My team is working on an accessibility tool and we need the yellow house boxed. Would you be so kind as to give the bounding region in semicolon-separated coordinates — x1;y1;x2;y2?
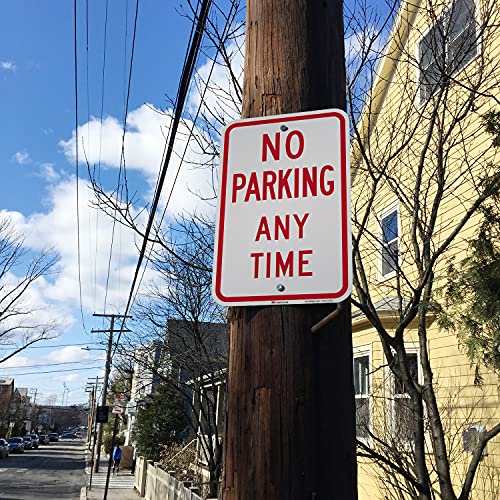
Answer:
349;0;500;498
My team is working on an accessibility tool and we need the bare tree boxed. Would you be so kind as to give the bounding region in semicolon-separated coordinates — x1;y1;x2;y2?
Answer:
349;0;500;498
0;217;59;364
119;215;227;498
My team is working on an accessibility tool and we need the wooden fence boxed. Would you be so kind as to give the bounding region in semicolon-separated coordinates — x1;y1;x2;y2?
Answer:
134;456;215;500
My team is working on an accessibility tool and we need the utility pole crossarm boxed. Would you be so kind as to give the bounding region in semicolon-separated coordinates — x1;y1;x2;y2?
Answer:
92;313;133;318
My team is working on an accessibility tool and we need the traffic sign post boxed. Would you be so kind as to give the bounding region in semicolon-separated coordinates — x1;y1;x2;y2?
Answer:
112;394;127;415
213;109;351;306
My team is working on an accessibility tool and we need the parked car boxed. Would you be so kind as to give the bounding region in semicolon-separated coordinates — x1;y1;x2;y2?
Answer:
7;437;24;453
59;432;76;439
38;434;50;445
0;439;9;458
22;436;33;450
48;433;59;442
29;434;39;448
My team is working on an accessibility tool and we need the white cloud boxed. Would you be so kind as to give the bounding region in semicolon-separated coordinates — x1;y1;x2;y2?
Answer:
59;104;217;218
53;373;80;382
0;356;30;369
1;61;16;71
13;150;31;165
187;39;244;122
1;175;147;315
39;162;60;182
48;345;101;363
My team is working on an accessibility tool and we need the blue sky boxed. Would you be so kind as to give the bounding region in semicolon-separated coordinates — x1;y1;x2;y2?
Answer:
0;0;385;406
0;0;225;405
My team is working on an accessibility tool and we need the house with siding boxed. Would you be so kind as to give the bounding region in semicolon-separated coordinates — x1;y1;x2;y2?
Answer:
349;0;500;498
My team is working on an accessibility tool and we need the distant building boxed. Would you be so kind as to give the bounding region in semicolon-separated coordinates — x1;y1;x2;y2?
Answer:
0;378;14;429
35;405;85;432
124;319;228;446
124;342;163;445
12;387;32;432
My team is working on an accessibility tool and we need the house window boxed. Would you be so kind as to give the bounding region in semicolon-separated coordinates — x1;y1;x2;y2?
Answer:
354;355;370;439
418;0;477;102
392;352;419;443
380;207;399;277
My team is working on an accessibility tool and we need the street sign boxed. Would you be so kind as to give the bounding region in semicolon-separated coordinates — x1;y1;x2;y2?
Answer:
96;406;109;424
112;394;127;415
213;109;351;306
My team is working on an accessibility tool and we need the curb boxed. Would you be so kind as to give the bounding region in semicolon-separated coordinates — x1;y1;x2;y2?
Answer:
80;486;87;499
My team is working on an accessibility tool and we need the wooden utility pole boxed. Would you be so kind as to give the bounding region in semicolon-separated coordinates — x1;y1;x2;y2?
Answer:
92;313;131;472
222;2;356;499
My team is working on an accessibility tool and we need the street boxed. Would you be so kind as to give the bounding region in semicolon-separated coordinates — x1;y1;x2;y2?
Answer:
0;440;86;500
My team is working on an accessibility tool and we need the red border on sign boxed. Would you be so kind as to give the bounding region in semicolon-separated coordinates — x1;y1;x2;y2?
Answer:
214;110;350;304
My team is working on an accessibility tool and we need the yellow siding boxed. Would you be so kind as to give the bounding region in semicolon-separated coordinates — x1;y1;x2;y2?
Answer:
351;0;500;497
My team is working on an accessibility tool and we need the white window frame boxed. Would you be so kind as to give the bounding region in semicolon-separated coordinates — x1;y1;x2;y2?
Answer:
415;0;481;105
389;346;422;447
377;201;400;281
353;345;372;445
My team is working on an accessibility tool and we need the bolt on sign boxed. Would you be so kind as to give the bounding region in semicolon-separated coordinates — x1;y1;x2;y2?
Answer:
212;109;351;306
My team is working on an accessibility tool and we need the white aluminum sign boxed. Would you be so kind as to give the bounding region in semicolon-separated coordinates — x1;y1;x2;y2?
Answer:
212;109;351;306
112;394;127;415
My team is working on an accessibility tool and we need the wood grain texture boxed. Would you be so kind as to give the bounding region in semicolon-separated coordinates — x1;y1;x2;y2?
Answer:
222;1;357;499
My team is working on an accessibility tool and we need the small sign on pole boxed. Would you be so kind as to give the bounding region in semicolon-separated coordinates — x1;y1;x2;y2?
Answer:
112;394;127;415
96;406;110;424
213;109;351;306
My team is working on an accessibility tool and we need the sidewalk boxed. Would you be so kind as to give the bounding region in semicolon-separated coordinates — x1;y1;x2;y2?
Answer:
82;446;138;500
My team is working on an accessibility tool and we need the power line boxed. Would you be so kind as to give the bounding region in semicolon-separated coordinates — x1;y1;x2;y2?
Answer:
92;0;110;313
2;342;105;350
3;367;100;376
102;0;140;316
114;0;213;351
1;360;102;370
74;0;88;333
128;2;237;313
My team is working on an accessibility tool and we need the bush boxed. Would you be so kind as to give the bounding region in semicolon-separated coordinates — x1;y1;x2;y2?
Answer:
160;442;197;482
132;383;187;461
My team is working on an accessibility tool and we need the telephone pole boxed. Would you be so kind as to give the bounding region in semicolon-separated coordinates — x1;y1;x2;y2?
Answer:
222;2;356;499
85;377;99;449
92;313;131;472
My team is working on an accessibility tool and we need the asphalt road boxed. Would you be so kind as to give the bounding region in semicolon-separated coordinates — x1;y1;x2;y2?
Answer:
0;439;86;500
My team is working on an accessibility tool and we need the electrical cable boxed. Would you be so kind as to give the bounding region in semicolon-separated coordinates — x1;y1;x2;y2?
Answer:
114;0;213;352
127;2;237;316
2;342;105;350
3;360;103;370
3;367;100;376
74;0;89;334
102;0;140;316
85;0;95;313
92;0;109;315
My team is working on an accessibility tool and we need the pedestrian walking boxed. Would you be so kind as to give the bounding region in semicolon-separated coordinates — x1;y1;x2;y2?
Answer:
112;445;122;474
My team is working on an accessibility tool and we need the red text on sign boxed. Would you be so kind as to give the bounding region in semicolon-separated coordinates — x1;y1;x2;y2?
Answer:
255;213;310;241
250;250;313;279
261;130;305;162
231;165;335;203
